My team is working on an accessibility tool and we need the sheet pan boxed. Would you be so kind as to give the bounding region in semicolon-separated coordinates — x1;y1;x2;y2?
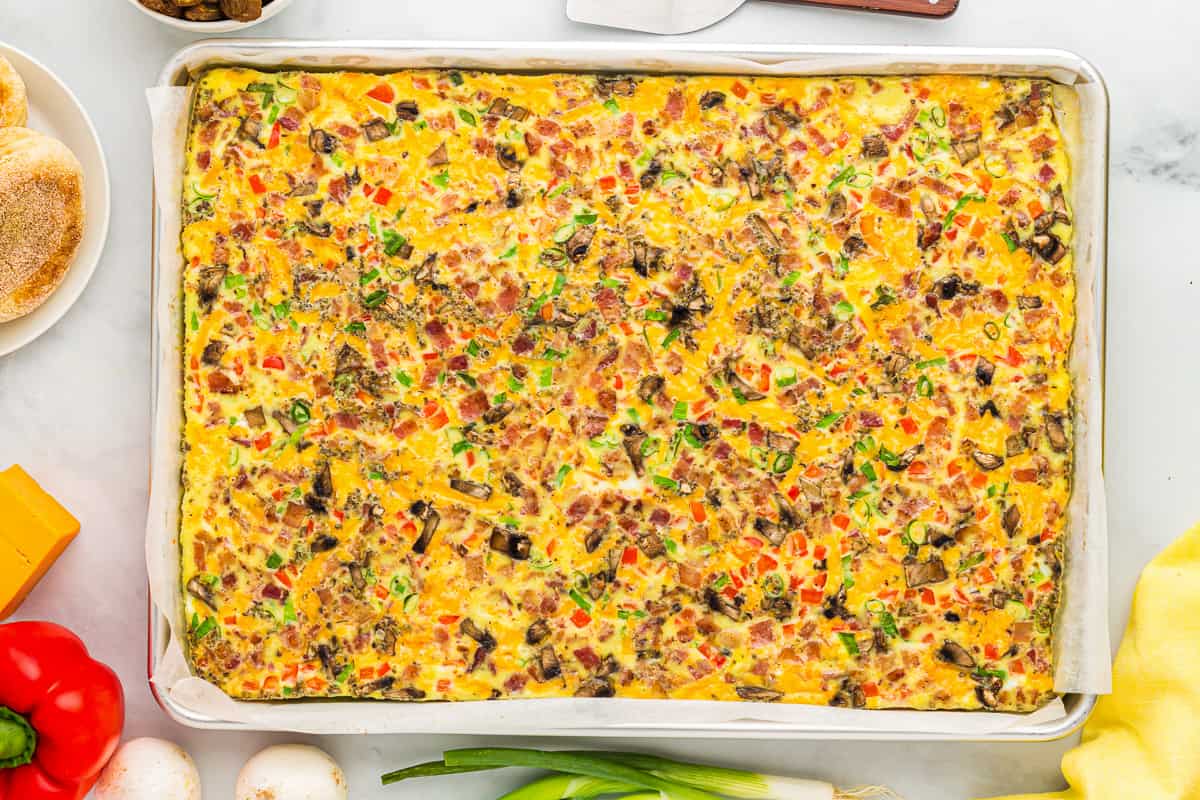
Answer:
147;40;1110;739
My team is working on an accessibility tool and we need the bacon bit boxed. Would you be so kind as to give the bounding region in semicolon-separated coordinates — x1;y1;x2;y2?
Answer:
1037;164;1057;184
367;83;395;104
800;588;823;604
253;433;272;451
374;187;393;206
262;355;285;370
832;513;850;530
248;174;267;194
571;608;592;628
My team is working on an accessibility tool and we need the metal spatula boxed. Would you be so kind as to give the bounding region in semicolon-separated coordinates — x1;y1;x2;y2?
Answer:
567;0;959;35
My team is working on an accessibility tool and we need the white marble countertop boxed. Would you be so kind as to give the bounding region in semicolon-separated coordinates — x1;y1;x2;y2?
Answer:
2;0;1198;797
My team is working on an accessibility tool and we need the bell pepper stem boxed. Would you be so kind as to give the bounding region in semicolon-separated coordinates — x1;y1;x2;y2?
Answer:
0;706;36;769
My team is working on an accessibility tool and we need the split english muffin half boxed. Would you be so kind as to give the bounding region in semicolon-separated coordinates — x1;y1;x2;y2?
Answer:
0;127;84;322
0;54;27;128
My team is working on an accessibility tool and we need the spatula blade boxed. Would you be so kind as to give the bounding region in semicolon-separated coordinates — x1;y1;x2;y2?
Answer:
566;0;747;34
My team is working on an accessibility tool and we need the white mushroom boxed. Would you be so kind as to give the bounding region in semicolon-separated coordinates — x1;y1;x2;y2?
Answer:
93;738;201;800
236;744;348;800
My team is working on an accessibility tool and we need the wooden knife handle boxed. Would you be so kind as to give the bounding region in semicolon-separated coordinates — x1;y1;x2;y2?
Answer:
770;0;960;17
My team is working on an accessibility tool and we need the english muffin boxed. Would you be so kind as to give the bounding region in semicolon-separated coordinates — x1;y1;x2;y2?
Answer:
0;127;84;322
0;55;28;128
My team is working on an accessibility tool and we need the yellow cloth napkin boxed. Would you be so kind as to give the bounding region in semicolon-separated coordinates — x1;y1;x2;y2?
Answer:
984;523;1200;800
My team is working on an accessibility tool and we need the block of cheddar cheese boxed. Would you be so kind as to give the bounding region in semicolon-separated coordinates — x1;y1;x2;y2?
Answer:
0;465;79;619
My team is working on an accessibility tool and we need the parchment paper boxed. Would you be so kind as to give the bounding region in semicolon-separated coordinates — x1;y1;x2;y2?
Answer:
145;48;1110;735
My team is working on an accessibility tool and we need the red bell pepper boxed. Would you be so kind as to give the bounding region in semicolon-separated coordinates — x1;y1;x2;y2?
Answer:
0;621;124;800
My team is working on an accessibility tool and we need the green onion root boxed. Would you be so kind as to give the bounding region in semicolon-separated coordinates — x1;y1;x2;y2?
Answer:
835;787;906;800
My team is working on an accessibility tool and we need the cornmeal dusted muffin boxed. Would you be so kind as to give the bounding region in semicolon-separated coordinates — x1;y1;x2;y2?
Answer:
179;69;1074;711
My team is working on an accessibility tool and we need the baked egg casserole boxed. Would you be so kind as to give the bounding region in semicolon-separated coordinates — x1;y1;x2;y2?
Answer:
180;68;1074;710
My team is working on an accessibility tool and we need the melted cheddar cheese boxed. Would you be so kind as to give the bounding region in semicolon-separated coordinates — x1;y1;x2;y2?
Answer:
180;68;1074;711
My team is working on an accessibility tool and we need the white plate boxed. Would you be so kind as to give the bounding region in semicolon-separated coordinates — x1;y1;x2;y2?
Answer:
124;0;297;33
0;43;110;358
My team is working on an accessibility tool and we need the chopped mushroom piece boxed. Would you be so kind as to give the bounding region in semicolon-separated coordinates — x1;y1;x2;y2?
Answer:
489;526;532;560
1002;503;1022;537
495;143;522;172
636;532;666;558
449;478;493;500
971;449;1005;471
536;646;561;681
938;640;976;670
723;365;766;402
620;423;647;477
735;685;783;702
565;226;595;262
704;587;743;621
186;576;217;611
584;528;605;553
830;677;866;708
574;677;615;697
746;213;782;261
197;265;226;312
861;134;889;159
394;100;420;120
1032;233;1068;264
636;374;665;403
427;142;449;167
500;470;524;497
1017;295;1043;310
917;221;943;250
201;340;226;366
1045;413;1069;452
753;517;786;546
1050;184;1071;224
410;500;440;554
698;91;725;109
363;118;391;142
237;117;264;147
307;128;336;155
950;135;981;165
244;406;266;429
526;619;551;645
482;402;514;424
460;618;497;651
312;462;334;498
976;356;995;386
886;443;924;472
903;556;948;588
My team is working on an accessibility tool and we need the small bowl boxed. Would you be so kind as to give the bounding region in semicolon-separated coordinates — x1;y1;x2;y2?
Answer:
125;0;296;33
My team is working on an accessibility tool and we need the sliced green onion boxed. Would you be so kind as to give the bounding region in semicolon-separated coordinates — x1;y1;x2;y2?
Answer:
560;751;836;800
816;412;843;430
652;475;678;491
838;631;860;656
552;222;577;244
661;328;681;349
381;761;497;786
443;750;722;800
574;210;599;226
363;290;388;308
266;552;283;570
395;369;413;387
826;164;855;192
431;170;451;188
672;401;688;421
546;182;571;199
781;270;803;288
860;462;878;483
555;464;572;488
915;356;947;370
930;105;947;127
983;321;1002;340
771;452;794;474
916;375;934;397
457;108;477;126
500;775;638;800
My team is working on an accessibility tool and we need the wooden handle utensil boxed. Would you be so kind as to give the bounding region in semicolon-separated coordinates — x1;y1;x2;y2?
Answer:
772;0;959;16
